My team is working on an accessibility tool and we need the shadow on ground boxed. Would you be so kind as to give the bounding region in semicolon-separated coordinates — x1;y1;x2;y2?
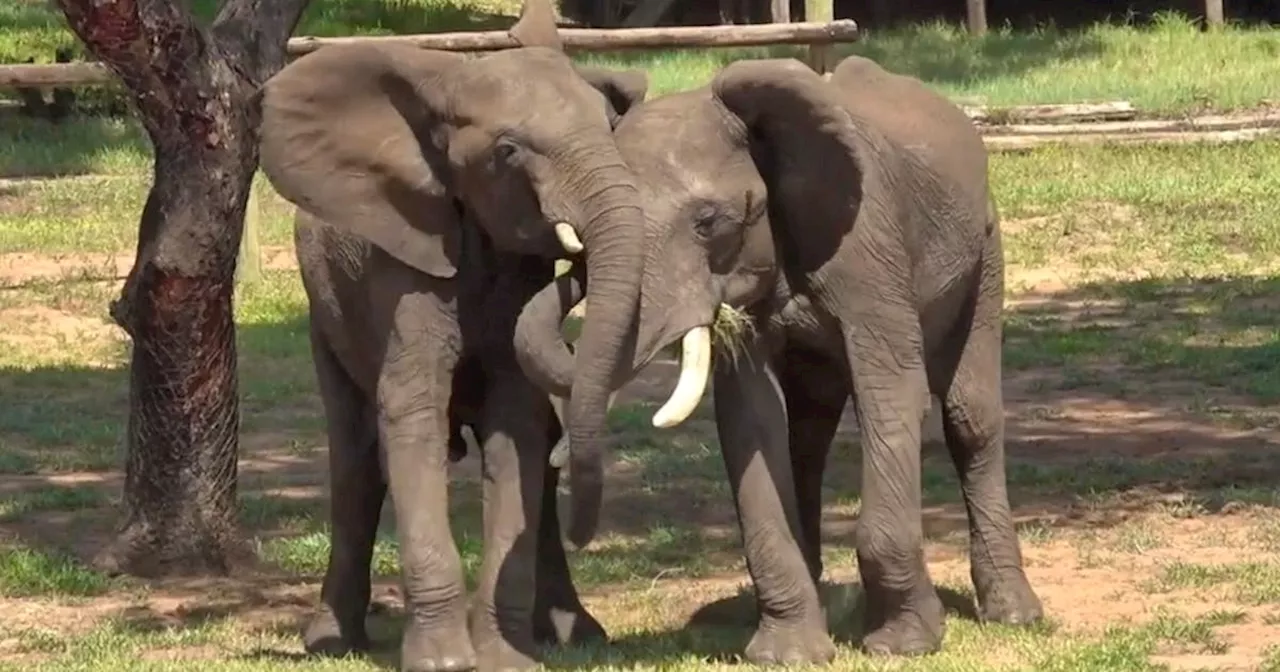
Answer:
133;579;981;670
2;272;1280;664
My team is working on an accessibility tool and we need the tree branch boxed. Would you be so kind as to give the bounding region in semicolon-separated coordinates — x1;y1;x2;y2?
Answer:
212;0;310;83
56;0;310;153
55;0;216;148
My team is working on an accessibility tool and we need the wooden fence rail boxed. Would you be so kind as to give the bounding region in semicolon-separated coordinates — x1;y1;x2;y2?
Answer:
0;20;860;89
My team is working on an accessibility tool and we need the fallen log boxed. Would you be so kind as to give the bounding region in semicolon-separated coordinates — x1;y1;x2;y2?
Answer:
980;111;1280;136
984;127;1280;152
965;101;1136;124
0;62;115;88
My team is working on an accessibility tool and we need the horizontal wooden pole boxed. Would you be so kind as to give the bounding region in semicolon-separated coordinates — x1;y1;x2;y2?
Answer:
984;127;1280;152
981;111;1280;137
0;62;116;88
965;101;1136;124
1;20;859;89
286;20;859;55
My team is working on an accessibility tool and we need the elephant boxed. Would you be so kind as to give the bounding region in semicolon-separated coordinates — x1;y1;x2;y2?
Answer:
255;4;651;670
512;55;1045;662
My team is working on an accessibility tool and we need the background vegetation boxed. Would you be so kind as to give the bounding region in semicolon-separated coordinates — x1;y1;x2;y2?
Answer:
4;1;1280;670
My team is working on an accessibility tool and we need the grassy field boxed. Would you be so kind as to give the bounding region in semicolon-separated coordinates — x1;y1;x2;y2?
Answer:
5;0;1280;177
6;144;1280;669
6;1;1280;671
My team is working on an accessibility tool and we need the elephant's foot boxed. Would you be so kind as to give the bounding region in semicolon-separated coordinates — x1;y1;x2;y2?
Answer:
533;604;608;647
470;606;541;672
401;617;476;672
473;635;539;672
860;586;945;657
303;607;370;657
974;569;1044;626
744;615;836;666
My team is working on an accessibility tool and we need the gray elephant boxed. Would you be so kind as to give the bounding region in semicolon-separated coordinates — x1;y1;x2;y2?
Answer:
513;55;1044;662
255;5;650;670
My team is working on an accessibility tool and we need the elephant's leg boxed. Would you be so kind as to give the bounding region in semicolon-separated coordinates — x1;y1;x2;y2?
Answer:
844;305;945;656
532;440;607;647
304;330;385;656
469;372;557;671
715;339;836;666
378;333;472;671
939;254;1043;626
777;346;848;586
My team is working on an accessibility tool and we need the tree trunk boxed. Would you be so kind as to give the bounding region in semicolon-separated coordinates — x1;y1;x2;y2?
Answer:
55;0;308;578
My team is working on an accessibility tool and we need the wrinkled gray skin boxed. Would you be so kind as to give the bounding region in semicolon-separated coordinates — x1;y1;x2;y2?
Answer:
256;23;649;672
514;55;1045;662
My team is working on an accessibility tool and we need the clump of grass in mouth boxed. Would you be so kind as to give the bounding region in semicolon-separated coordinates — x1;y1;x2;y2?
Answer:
566;298;755;363
711;302;755;364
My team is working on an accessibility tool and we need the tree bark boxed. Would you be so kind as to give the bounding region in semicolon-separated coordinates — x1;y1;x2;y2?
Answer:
55;0;308;578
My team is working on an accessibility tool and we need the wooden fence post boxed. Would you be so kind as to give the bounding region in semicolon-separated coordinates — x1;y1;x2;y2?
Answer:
966;0;988;36
236;176;263;286
1204;0;1224;29
771;0;791;23
805;0;834;73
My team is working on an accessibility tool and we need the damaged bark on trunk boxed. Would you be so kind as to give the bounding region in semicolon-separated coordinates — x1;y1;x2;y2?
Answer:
55;0;309;577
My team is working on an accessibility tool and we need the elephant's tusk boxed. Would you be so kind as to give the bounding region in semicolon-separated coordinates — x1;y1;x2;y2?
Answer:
554;222;584;254
652;326;712;429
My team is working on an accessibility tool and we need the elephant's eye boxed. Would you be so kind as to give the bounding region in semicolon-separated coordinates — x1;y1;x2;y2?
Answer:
493;138;520;165
693;205;727;242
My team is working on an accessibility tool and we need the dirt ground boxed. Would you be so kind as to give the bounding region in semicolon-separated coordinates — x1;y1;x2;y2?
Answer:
3;252;1280;670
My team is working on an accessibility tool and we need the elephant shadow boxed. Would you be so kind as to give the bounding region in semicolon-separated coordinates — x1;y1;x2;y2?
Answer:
542;580;980;669
235;580;979;669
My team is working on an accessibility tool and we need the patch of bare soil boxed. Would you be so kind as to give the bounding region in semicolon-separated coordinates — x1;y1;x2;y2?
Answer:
0;246;298;287
5;262;1280;667
575;512;1279;670
957;513;1279;669
0;305;127;364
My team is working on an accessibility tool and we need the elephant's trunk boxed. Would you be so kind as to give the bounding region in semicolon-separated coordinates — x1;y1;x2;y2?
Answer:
514;269;586;398
547;153;645;549
515;264;709;403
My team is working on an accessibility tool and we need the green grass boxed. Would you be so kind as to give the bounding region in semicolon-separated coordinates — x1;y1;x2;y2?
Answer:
0;596;1257;670
0;545;111;597
8;143;1280;426
5;5;1280;176
0;486;109;522
1147;560;1280;604
7;4;1280;666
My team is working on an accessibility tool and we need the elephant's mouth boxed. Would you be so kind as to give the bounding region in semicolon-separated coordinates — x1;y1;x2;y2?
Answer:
647;321;713;429
645;302;754;430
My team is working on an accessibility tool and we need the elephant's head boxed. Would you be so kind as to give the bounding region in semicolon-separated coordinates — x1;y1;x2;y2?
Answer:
257;2;650;549
514;58;871;434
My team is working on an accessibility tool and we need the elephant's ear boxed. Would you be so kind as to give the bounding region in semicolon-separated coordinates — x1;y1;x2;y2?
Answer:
711;58;863;265
509;0;563;50
574;66;649;121
259;43;466;279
